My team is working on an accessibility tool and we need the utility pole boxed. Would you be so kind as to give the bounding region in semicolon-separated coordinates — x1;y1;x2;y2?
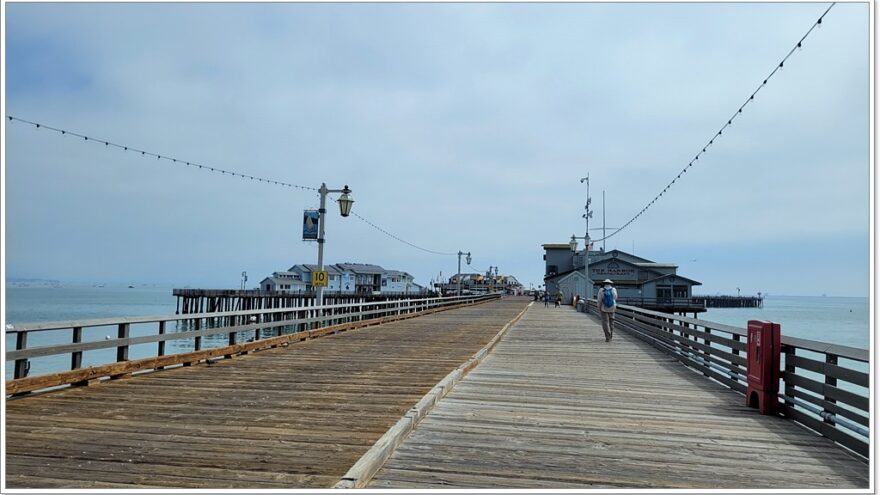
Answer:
580;176;593;297
457;251;471;296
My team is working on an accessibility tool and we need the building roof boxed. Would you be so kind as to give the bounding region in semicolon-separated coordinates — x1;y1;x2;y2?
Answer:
644;273;703;286
336;263;385;274
542;243;572;250
633;263;678;269
591;249;655;264
288;264;343;274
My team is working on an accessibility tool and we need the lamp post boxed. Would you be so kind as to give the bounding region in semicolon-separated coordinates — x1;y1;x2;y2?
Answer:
457;251;471;296
316;183;354;308
570;234;592;300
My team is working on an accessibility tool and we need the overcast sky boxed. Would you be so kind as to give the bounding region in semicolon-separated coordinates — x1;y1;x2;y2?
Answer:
3;2;871;297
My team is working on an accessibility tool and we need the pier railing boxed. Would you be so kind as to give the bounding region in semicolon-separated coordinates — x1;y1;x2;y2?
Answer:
6;294;500;395
586;300;868;459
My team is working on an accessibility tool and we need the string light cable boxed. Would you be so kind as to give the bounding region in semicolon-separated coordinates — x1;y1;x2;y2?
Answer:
6;115;459;256
6;115;318;191
329;196;458;256
594;2;836;244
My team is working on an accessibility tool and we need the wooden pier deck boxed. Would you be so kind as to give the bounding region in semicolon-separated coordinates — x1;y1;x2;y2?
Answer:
5;298;530;489
369;304;869;489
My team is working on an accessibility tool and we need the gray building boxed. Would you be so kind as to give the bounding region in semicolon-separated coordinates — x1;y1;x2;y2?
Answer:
542;245;702;311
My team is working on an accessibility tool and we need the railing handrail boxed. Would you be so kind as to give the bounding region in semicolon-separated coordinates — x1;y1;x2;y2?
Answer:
6;294;502;392
5;294;482;334
610;302;867;362
584;299;868;460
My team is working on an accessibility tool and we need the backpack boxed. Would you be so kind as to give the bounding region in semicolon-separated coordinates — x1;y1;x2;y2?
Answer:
602;287;615;308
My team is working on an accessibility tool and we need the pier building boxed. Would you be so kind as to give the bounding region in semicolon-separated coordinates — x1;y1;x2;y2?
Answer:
543;245;703;313
434;272;524;295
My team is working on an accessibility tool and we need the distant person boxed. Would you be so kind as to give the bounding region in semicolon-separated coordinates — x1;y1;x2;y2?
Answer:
555;291;563;308
543;292;550;308
597;279;618;342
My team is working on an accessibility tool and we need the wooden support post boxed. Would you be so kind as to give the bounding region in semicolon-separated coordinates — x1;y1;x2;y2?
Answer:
783;345;796;414
116;323;129;362
194;318;202;351
112;323;131;380
158;321;166;357
824;353;838;425
14;332;29;379
71;327;83;370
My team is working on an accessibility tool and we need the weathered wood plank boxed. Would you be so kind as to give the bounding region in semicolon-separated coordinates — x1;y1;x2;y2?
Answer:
369;305;868;489
5;298;531;489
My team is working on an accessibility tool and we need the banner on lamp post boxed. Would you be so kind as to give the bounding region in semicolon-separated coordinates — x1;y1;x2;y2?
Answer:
303;210;319;240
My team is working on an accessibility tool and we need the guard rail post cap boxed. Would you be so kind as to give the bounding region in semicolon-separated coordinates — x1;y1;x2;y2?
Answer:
746;320;781;415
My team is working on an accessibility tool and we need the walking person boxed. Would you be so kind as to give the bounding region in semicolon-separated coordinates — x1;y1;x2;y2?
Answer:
543;292;549;308
597;279;618;342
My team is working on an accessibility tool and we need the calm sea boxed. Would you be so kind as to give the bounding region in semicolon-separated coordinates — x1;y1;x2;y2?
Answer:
3;288;871;377
700;295;870;351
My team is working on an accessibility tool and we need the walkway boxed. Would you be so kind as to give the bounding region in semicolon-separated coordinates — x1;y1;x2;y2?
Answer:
5;298;530;489
369;304;869;489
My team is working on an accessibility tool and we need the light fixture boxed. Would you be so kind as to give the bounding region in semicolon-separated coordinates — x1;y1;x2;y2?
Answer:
337;185;354;217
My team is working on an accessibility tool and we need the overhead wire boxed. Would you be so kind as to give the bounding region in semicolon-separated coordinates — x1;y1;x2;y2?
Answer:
594;3;836;243
6;115;458;256
7;116;318;191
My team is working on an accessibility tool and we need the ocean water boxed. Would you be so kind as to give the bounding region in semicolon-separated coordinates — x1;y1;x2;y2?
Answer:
3;288;871;378
5;286;181;378
700;295;870;350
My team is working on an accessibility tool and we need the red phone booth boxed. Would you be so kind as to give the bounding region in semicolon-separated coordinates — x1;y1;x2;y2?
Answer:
746;320;781;415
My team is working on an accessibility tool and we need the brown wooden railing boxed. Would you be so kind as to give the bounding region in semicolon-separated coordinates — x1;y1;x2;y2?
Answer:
6;294;500;395
585;300;868;459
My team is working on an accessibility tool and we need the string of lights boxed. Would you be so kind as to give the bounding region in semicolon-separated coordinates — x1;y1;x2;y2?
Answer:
7;115;458;256
328;196;457;256
6;116;319;191
594;2;836;243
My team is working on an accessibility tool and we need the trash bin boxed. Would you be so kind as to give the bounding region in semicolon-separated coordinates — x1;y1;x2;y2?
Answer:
576;300;585;313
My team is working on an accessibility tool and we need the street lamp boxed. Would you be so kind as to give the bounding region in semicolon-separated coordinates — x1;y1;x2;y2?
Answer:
571;234;593;300
316;183;354;308
457;251;471;296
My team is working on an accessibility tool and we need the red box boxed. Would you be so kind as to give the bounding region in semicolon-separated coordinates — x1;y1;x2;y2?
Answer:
746;320;781;415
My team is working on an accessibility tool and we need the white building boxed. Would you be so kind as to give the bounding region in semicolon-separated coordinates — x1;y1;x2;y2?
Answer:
260;263;426;295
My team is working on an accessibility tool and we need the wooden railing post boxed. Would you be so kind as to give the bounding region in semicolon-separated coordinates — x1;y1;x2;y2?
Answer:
14;331;28;379
156;321;166;356
71;326;83;370
703;326;712;377
824;353;838;425
783;344;796;408
111;323;131;380
116;323;129;362
193;318;202;351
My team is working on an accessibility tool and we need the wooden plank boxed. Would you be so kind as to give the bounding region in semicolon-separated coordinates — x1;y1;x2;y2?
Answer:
369;305;868;489
5;298;530;489
5;299;496;394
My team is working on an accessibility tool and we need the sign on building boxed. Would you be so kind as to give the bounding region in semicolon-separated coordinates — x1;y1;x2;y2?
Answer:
311;271;329;287
303;210;319;240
